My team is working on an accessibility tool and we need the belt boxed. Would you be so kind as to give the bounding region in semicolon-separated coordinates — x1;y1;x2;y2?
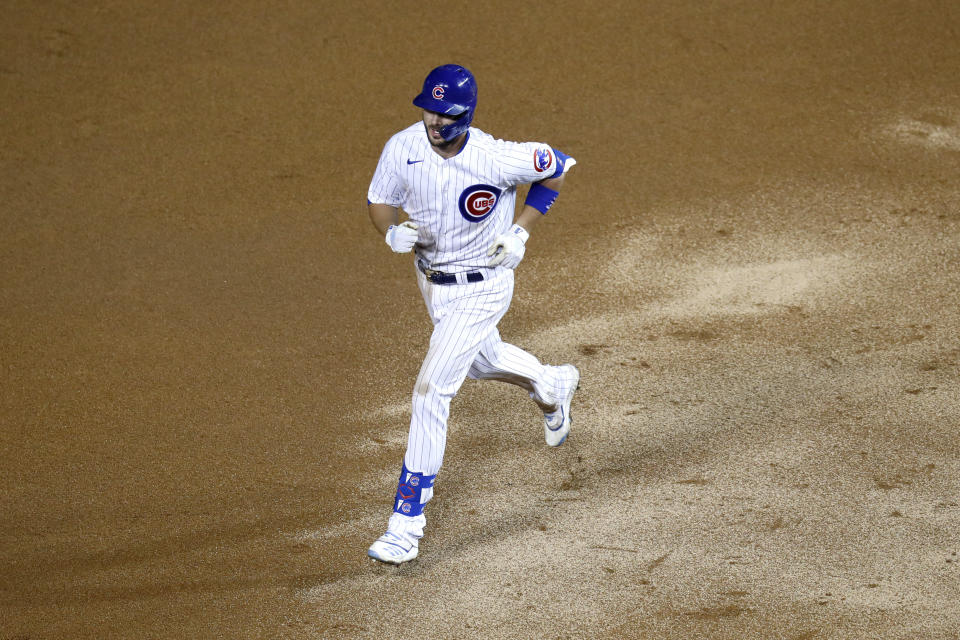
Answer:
418;260;485;285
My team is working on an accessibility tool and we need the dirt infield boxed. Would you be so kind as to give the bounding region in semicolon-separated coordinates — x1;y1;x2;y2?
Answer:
2;2;959;638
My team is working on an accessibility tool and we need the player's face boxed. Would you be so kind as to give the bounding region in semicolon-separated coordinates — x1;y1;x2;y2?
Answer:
422;110;463;147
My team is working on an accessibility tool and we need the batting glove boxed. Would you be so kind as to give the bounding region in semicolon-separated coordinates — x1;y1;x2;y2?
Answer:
487;224;529;268
385;221;419;253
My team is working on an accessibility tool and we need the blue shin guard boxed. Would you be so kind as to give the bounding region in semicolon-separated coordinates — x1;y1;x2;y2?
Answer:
394;463;436;517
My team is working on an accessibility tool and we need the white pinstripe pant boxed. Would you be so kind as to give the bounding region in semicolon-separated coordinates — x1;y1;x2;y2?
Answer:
387;264;561;540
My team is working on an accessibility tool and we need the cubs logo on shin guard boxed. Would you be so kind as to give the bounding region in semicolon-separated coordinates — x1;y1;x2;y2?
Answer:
394;463;437;517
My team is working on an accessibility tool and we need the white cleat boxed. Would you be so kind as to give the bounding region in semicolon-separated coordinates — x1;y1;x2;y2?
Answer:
367;531;418;565
544;364;580;447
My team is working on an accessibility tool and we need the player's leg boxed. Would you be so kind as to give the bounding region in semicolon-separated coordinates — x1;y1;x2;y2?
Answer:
369;272;511;563
468;329;559;408
467;329;580;447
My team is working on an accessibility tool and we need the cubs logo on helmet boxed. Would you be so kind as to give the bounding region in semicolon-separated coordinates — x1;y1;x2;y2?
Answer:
533;147;554;173
458;184;502;222
432;85;445;99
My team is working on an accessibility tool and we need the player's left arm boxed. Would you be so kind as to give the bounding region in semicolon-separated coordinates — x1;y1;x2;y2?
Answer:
504;144;576;235
513;173;566;234
488;147;574;267
486;173;564;266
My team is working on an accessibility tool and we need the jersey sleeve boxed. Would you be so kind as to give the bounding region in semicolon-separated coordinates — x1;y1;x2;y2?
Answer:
367;136;404;207
499;139;576;186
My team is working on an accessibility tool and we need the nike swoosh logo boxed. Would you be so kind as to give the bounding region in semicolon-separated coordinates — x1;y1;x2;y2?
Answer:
407;159;424;165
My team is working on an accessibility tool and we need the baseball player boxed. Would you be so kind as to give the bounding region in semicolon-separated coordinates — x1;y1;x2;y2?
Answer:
366;64;579;565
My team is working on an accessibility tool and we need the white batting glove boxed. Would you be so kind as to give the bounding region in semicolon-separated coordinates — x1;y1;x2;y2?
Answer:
487;224;530;268
385;221;419;253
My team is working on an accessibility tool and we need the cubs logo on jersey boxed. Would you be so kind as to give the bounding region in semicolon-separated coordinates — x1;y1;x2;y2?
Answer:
534;147;554;173
458;184;502;222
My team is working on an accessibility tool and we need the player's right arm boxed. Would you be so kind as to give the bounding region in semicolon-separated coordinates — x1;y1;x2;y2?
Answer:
368;202;399;236
370;201;419;254
368;134;419;253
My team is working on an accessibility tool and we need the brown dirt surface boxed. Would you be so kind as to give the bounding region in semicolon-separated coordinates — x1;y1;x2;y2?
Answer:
2;1;959;639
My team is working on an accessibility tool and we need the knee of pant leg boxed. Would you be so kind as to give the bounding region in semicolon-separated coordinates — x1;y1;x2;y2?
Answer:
414;377;431;398
414;376;459;404
478;342;505;370
394;463;437;517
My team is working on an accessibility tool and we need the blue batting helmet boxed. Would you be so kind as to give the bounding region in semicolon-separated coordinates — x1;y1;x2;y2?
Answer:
412;64;477;141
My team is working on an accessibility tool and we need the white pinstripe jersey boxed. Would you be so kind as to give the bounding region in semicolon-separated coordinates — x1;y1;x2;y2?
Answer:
368;123;571;271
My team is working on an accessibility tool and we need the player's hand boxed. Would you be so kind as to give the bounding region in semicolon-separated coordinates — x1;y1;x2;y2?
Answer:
487;224;530;268
385;221;419;253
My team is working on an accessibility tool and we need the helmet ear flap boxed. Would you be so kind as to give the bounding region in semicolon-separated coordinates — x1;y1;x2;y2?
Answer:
438;107;474;141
